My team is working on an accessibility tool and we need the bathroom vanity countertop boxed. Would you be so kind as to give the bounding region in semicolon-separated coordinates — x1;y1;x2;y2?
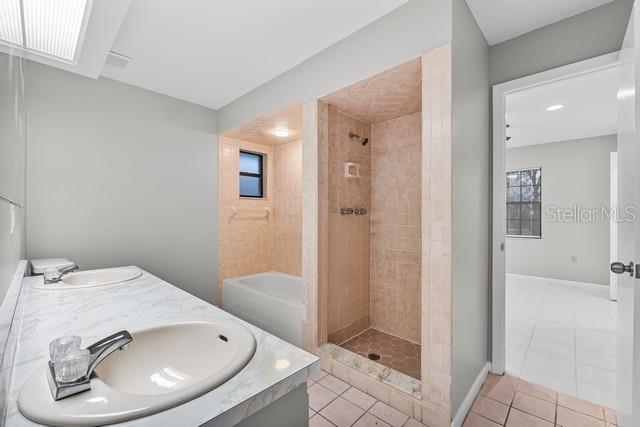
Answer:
5;267;319;426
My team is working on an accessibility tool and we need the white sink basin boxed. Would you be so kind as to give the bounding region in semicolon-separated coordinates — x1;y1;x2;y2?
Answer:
18;319;257;426
33;267;143;290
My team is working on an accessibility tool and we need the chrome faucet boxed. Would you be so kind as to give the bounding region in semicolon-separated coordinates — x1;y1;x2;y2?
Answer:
47;330;133;400
44;264;79;284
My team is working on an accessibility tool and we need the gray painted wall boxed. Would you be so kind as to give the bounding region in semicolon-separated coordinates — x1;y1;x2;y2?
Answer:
489;0;633;85
0;52;25;301
217;0;451;133
506;135;617;285
451;0;490;414
25;62;219;303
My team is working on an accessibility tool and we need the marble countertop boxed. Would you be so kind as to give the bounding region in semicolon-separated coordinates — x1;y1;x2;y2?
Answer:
5;267;319;426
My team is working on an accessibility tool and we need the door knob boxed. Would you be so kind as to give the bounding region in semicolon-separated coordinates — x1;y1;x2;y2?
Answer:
611;261;635;276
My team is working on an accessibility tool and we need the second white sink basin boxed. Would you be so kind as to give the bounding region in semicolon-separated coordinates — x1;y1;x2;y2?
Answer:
62;267;142;288
33;267;142;290
18;319;257;426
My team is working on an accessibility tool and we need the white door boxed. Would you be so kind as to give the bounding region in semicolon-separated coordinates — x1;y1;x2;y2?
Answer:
615;3;640;425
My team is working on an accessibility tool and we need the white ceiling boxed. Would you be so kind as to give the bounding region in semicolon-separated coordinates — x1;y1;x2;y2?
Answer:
506;66;618;148
465;0;614;45
101;0;410;110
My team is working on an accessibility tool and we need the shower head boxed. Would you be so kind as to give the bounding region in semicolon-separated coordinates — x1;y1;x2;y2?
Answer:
348;131;369;146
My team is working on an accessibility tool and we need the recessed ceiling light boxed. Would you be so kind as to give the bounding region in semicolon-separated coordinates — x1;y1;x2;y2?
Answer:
545;104;564;111
0;0;92;63
272;129;291;138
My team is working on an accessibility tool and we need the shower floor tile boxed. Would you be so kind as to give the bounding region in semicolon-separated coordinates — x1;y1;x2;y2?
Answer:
340;328;421;379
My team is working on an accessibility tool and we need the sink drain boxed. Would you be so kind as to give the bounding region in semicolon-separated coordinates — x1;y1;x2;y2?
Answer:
368;353;381;361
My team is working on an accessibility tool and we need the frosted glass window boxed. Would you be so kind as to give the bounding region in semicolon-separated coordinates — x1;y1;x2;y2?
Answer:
0;0;90;62
0;0;23;46
239;151;263;198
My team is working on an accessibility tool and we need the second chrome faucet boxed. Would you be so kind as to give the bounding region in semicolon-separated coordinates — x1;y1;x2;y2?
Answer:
43;264;79;284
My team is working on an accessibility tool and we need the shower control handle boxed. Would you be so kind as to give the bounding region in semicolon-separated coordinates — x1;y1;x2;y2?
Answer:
340;207;368;216
340;208;354;215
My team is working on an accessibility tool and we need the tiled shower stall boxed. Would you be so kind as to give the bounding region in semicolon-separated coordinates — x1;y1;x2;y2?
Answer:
303;45;453;427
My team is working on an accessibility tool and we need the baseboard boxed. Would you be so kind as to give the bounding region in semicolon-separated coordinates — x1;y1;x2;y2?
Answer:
451;361;491;427
507;273;609;290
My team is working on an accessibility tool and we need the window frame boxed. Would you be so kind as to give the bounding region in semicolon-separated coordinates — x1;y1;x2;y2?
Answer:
505;167;542;239
238;150;265;198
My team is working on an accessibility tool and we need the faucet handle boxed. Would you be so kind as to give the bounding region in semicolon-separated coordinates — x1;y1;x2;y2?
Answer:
54;349;90;383
49;335;82;363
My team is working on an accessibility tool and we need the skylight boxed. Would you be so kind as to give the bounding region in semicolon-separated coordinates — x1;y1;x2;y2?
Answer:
0;0;91;63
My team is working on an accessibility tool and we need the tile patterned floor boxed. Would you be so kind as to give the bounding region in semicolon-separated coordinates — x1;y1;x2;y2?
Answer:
463;373;618;427
506;274;617;408
340;328;421;380
308;369;424;426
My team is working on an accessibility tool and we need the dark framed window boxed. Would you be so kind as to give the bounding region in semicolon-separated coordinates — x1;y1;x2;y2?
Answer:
239;150;264;198
506;168;542;238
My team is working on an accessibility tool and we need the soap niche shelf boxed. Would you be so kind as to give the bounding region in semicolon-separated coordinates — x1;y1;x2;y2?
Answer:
344;162;361;179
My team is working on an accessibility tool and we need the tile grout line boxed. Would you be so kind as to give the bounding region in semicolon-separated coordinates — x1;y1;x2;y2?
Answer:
315;377;377;425
472;371;616;427
314;373;422;426
503;392;513;426
483;384;561;426
469;410;503;426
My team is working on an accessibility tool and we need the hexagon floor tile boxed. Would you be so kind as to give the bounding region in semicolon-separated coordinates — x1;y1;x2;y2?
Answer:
340;328;421;379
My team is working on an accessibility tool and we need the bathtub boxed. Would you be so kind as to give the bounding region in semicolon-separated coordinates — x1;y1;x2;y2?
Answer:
222;271;305;347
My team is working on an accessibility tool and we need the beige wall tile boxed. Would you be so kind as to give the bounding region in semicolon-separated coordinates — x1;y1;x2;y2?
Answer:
370;111;422;342
303;100;322;350
332;361;350;382
217;136;303;305
326;107;372;343
348;368;371;392
273;140;303;276
367;376;391;404
217;137;275;303
420;44;452;422
390;389;415;417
